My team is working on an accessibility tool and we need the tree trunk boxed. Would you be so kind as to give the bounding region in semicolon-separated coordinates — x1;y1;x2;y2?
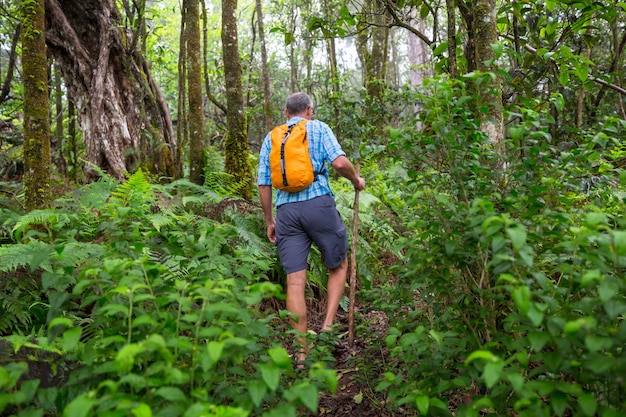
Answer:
222;0;253;199
0;24;20;105
445;0;458;78
54;62;66;178
255;0;273;133
356;0;390;134
186;0;205;185
44;0;180;182
473;0;503;148
22;0;51;210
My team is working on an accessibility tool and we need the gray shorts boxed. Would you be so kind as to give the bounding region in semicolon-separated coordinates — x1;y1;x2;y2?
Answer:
275;195;348;274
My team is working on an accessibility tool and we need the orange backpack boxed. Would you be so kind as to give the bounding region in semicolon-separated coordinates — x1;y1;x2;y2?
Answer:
269;120;315;192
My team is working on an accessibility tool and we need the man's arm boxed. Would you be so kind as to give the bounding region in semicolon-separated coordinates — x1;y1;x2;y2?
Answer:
331;156;366;191
258;185;276;243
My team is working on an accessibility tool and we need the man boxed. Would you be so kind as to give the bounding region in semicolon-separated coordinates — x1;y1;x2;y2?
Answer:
258;92;365;363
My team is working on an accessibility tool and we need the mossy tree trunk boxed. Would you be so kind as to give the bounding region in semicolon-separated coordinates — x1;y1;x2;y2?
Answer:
222;0;252;200
255;0;273;133
44;0;181;182
22;0;51;211
473;0;503;149
186;0;205;185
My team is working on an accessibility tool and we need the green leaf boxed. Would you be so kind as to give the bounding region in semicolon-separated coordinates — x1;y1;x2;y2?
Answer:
415;396;429;415
465;350;497;364
268;346;292;369
506;225;526;251
550;391;568;417
483;361;504;388
63;393;95;417
293;382;318;413
584;335;611;353
247;380;267;408
259;363;280;392
512;286;530;315
612;231;626;256
506;373;524;392
528;331;549;351
208;341;224;364
578;392;597;416
62;327;83;351
116;343;146;372
132;403;152;417
154;387;187;402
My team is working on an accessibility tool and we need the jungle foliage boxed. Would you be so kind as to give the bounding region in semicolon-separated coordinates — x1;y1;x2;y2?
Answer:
1;0;626;415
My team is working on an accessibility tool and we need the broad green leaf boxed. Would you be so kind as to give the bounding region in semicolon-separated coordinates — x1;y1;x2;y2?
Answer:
415;396;429;415
63;327;83;351
132;403;152;417
512;286;530;315
506;225;526;251
578;392;597;416
268;346;292;369
584;335;611;353
259;364;280;392
550;391;568;417
506;373;524;392
63;393;95;417
247;380;267;408
293;382;318;413
155;387;187;402
208;341;224;364
483;361;504;388
116;343;146;372
528;331;549;351
612;231;626;256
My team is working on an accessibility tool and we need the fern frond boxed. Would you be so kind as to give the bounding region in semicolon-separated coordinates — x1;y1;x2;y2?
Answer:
56;242;106;267
107;169;154;215
11;209;72;240
0;241;55;273
76;176;119;210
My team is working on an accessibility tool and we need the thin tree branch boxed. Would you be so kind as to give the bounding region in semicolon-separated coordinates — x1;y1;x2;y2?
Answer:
501;33;626;96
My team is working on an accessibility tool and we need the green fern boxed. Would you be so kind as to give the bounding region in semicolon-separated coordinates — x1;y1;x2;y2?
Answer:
11;209;73;242
0;241;56;273
106;169;154;218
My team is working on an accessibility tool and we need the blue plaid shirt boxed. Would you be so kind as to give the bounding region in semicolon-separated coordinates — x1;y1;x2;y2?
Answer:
258;116;346;207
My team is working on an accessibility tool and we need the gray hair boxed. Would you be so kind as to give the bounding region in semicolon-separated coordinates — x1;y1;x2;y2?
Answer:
285;92;313;116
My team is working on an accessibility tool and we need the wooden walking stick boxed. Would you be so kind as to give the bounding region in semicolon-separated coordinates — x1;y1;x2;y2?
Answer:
348;164;360;348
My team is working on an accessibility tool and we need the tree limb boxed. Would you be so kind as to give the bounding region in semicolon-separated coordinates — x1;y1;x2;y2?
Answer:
501;33;626;96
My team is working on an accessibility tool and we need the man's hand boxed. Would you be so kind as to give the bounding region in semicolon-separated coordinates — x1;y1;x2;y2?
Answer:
354;177;366;191
267;222;276;243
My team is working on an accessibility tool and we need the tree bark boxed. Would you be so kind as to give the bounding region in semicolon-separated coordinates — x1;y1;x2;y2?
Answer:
44;0;180;182
0;24;20;105
186;0;205;185
22;0;51;210
255;0;273;133
473;0;503;149
222;0;253;199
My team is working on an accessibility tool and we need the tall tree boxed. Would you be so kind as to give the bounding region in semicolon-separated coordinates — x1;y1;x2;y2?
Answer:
44;0;180;182
473;0;503;148
186;0;205;185
222;0;253;199
22;0;51;210
255;0;273;133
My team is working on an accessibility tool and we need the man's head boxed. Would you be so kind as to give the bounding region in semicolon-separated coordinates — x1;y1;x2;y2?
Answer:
285;92;314;119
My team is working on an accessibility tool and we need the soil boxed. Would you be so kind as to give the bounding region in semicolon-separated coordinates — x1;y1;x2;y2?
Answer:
303;300;395;417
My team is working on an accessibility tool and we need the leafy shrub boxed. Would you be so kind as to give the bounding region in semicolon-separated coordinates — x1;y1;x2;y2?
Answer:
0;170;338;417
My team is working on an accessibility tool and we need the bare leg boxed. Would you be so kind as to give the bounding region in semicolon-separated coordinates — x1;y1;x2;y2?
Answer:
322;258;348;331
286;269;308;362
